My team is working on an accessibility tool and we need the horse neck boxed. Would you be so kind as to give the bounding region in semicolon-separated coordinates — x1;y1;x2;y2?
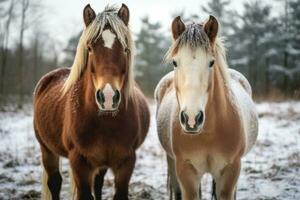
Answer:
207;64;231;116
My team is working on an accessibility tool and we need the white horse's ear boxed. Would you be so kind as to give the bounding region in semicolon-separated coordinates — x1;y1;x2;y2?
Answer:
83;4;96;27
204;15;218;44
172;16;186;40
118;3;130;26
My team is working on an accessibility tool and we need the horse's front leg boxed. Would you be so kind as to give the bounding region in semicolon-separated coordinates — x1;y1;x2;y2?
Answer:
112;153;136;200
94;168;108;200
214;160;240;200
175;158;202;200
69;150;95;200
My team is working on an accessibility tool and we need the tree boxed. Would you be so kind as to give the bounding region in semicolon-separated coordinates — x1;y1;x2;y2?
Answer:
0;0;15;100
201;0;237;36
17;0;29;108
135;16;171;96
228;1;276;95
62;32;81;67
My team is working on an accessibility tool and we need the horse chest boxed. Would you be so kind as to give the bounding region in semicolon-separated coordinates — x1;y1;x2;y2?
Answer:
173;131;243;174
181;150;230;174
73;124;137;166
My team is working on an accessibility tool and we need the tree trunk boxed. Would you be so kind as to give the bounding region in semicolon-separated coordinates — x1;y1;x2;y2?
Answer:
18;0;29;109
0;0;14;103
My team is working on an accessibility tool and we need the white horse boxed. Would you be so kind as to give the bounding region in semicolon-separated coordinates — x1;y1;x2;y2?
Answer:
155;15;258;200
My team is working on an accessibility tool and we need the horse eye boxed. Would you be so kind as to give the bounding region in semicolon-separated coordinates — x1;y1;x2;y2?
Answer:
172;60;178;68
209;60;215;68
124;48;130;53
91;66;95;74
87;44;93;52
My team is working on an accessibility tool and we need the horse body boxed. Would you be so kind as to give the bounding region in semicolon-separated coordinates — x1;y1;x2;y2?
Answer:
33;4;150;200
156;69;258;200
155;16;258;200
34;68;149;165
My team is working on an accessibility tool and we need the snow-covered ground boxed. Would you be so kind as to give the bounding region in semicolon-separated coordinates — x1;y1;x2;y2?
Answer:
0;101;299;199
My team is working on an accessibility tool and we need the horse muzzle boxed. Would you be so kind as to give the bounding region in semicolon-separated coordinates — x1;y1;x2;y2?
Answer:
95;84;121;112
179;110;204;134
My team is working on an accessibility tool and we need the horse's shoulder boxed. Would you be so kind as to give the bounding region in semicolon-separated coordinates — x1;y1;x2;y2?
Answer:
229;68;252;96
34;67;70;97
154;71;174;105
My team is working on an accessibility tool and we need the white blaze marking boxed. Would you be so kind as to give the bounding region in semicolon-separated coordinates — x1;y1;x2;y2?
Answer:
102;83;114;110
102;29;116;49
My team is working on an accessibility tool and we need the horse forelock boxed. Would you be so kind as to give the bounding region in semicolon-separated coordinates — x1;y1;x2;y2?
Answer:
62;5;135;103
165;23;230;85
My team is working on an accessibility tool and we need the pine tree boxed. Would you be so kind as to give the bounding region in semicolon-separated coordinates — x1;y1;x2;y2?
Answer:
257;0;300;95
63;32;81;67
229;1;276;95
289;0;300;64
201;0;237;36
135;16;171;96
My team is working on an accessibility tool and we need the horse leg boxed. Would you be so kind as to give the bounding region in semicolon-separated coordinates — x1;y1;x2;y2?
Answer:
112;153;136;200
41;145;62;200
199;183;202;200
69;150;94;200
167;155;181;200
211;179;217;200
93;168;107;200
175;159;201;200
214;160;240;200
234;186;237;200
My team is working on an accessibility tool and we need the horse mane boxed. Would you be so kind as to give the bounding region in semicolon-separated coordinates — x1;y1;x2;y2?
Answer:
165;23;230;84
62;5;135;101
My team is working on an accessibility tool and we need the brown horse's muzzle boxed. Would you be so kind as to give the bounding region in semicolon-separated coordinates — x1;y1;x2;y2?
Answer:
95;84;121;111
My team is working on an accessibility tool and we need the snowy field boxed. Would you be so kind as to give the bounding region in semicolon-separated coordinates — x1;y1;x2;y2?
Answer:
0;101;299;200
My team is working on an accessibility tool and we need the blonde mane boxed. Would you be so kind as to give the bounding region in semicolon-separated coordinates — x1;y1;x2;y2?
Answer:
62;5;135;101
165;23;230;84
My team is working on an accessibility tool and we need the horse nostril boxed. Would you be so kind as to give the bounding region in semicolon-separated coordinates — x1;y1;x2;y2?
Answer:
112;90;121;107
96;90;105;104
180;111;189;125
195;111;204;126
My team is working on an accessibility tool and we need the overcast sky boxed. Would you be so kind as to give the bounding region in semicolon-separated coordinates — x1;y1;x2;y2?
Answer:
34;0;281;60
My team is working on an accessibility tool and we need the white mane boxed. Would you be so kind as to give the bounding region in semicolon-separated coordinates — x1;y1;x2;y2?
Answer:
62;6;135;101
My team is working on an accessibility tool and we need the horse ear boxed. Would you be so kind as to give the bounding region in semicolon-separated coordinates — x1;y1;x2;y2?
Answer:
204;15;219;43
83;4;96;27
172;16;186;40
118;4;130;26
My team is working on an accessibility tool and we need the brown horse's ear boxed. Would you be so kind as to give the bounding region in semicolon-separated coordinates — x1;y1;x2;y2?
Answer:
118;3;130;26
204;15;219;43
172;16;186;40
83;4;96;27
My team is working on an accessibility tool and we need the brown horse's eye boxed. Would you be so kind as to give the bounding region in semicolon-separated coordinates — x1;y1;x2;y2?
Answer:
87;44;93;52
90;65;95;74
124;48;130;54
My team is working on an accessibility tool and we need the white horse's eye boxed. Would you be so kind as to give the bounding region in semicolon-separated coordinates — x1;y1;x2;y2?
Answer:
209;60;215;68
172;60;178;68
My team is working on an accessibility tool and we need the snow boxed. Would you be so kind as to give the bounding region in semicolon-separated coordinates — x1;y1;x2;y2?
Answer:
0;101;299;199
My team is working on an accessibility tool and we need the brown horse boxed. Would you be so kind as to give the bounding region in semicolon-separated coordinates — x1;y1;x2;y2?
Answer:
33;4;150;200
155;16;258;200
